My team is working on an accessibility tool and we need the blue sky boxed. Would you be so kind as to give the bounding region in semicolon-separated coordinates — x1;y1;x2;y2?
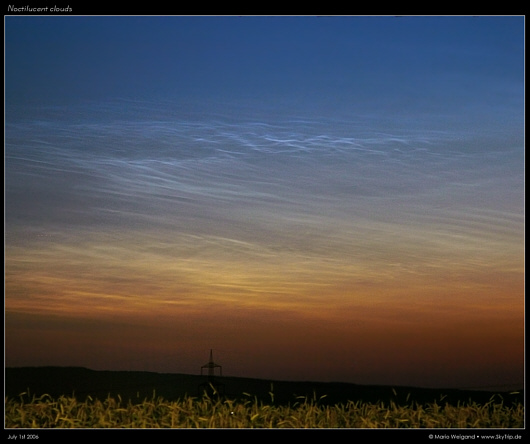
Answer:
6;16;523;116
5;16;524;389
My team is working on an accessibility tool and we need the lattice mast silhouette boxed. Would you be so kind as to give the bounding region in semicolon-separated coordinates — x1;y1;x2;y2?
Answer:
201;349;222;380
198;349;224;396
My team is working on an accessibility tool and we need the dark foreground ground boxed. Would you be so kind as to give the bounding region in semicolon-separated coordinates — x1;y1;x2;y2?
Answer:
4;367;524;407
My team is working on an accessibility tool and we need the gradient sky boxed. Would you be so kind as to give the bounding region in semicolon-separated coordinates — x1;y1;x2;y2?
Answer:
4;16;524;390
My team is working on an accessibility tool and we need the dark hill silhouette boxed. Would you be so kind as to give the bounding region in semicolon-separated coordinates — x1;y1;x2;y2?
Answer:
4;366;524;407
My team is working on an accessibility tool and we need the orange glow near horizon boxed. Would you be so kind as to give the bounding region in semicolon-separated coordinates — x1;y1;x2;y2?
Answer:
5;220;524;388
5;16;524;390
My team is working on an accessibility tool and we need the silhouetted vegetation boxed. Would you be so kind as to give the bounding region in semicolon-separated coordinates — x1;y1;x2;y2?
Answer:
5;367;524;428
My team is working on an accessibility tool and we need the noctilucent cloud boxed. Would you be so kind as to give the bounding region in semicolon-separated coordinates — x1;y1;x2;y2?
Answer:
5;16;524;389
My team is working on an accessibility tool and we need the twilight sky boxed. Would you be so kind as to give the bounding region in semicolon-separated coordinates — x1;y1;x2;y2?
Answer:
4;16;524;390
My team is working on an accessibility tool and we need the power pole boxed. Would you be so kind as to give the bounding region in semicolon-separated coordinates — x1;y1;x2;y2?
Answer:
198;349;225;397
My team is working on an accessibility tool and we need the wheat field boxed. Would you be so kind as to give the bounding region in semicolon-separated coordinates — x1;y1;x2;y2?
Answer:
4;391;524;428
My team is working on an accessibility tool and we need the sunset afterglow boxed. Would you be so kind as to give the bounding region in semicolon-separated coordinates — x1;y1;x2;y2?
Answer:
5;16;524;390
